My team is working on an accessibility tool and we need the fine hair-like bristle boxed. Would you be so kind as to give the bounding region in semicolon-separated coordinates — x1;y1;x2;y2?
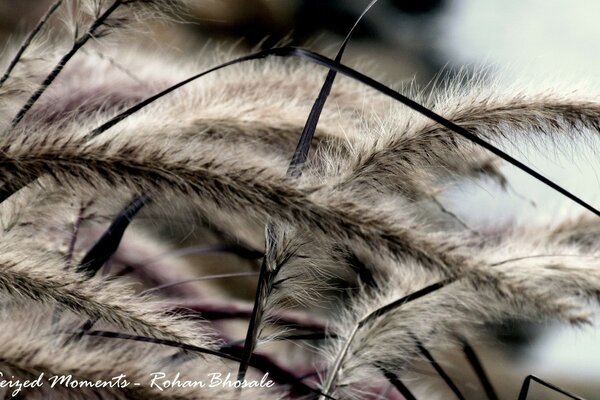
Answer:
0;1;599;399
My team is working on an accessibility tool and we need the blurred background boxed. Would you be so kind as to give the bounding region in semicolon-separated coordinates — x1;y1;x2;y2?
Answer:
2;0;596;85
2;1;600;398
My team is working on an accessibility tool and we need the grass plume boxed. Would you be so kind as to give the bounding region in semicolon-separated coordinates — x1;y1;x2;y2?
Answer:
0;1;598;399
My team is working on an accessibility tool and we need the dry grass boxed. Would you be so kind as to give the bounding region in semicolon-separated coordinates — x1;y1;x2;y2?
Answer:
0;1;598;399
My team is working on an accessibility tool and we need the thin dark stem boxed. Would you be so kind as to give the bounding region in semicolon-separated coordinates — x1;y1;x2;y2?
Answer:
272;48;600;218
417;343;465;400
0;0;64;88
287;0;380;176
77;194;149;278
65;201;90;269
380;368;418;400
461;340;498;400
84;47;600;218
236;227;274;382
517;375;585;400
431;196;475;232
11;0;123;127
81;47;142;84
319;279;454;400
241;1;380;385
362;279;453;326
80;329;243;362
86;50;268;138
65;317;98;344
490;254;588;267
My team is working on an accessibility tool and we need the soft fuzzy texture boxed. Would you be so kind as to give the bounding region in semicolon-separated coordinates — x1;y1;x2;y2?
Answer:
1;2;600;399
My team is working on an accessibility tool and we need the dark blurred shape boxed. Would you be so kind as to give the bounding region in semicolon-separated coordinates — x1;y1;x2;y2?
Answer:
186;0;291;48
0;0;51;38
185;0;447;48
487;319;543;358
389;0;445;14
186;0;377;48
294;1;376;42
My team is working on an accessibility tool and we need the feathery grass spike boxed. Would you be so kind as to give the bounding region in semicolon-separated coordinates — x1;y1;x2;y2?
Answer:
0;0;64;88
86;46;600;218
236;225;276;382
238;1;379;384
1;4;599;398
11;0;123;127
319;279;453;399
